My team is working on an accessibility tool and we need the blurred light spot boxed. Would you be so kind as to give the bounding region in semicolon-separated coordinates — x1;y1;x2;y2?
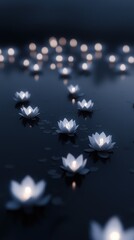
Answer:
56;46;63;53
34;74;39;81
122;45;130;53
41;47;48;55
63;79;68;85
109;55;116;63
36;53;43;61
128;56;134;64
86;53;93;61
23;59;30;67
72;181;76;190
49;37;58;48
80;44;88;52
33;64;40;72
82;63;88;70
50;63;56;70
0;55;4;63
57;63;63;68
56;55;63;62
120;64;127;71
72;99;76;104
68;56;74;62
29;43;36;51
8;48;15;56
94;43;102;51
59;37;67;46
70;39;78;47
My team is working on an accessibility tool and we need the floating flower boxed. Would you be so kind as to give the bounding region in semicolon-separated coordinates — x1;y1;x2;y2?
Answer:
77;99;94;112
6;176;51;210
67;85;80;95
57;118;78;134
88;132;115;152
90;217;134;240
59;67;72;77
61;153;89;175
14;91;31;102
19;106;40;119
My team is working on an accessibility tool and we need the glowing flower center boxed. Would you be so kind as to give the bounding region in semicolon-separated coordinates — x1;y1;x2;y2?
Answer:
22;186;32;201
71;160;78;171
28;108;32;114
84;102;88;107
99;138;104;146
82;63;88;70
63;68;68;74
21;93;25;99
65;123;71;130
109;231;120;240
71;87;76;93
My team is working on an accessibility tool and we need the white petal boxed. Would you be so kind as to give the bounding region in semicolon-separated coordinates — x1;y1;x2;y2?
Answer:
34;180;46;198
90;222;103;240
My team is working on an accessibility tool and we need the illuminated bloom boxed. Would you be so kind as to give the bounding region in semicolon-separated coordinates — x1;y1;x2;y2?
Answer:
88;132;115;152
90;217;134;240
19;106;40;119
59;67;72;77
57;118;78;134
6;176;51;210
14;91;31;102
77;99;94;111
61;153;89;175
68;85;80;95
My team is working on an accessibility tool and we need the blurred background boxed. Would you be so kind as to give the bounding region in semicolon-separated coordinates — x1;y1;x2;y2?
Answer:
1;0;134;44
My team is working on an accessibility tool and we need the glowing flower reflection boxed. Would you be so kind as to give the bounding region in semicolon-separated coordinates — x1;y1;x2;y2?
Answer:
90;217;134;240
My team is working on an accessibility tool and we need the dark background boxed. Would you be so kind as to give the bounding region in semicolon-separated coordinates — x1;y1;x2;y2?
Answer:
0;0;134;43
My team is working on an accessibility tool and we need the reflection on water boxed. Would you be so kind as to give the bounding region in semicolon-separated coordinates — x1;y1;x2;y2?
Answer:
0;39;134;239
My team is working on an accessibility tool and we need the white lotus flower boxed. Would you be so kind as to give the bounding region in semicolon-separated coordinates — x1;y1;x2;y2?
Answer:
90;217;134;240
57;118;78;134
6;176;51;210
19;106;40;119
77;99;94;111
68;85;80;95
61;153;89;175
14;91;31;102
89;132;115;152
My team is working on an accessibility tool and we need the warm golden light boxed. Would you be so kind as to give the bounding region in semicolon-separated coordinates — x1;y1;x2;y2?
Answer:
59;37;67;46
71;161;78;171
72;181;76;190
109;232;120;240
99;138;104;146
22;186;32;201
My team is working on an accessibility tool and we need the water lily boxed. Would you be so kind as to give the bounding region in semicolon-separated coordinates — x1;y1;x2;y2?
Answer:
57;118;78;134
67;85;80;95
6;176;51;210
90;217;134;240
19;106;40;119
61;153;89;175
88;132;115;152
14;91;31;102
77;99;94;112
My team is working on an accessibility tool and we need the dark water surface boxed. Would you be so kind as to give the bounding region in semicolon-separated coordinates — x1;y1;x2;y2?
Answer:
0;46;134;240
